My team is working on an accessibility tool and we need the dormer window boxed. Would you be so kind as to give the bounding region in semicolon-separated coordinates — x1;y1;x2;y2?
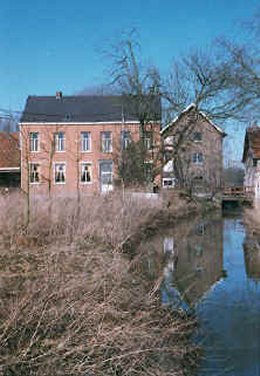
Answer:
64;113;71;121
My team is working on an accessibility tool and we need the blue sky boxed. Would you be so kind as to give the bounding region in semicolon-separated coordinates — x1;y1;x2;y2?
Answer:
0;0;258;111
0;0;258;161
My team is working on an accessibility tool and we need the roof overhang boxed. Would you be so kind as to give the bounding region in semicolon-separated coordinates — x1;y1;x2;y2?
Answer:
0;167;20;172
160;103;226;137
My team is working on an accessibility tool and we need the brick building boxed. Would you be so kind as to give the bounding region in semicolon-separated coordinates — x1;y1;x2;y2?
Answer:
20;94;161;195
161;104;226;194
0;132;20;188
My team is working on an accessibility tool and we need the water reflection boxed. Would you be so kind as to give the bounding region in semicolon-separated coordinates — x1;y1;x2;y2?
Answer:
141;212;260;375
161;214;224;309
243;238;260;282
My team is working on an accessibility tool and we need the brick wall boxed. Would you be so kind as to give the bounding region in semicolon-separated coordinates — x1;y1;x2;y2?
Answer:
162;108;224;192
20;122;161;195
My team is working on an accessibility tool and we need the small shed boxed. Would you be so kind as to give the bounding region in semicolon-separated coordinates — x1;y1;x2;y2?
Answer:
0;132;20;188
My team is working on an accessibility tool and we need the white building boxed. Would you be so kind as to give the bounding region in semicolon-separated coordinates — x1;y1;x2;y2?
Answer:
242;125;260;199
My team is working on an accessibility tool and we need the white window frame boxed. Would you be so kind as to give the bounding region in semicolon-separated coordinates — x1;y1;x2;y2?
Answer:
162;177;176;188
29;163;40;184
192;152;204;164
81;132;91;152
101;131;112;153
100;160;113;192
54;162;66;184
29;132;39;152
55;132;65;152
121;130;131;150
144;132;152;150
80;162;92;184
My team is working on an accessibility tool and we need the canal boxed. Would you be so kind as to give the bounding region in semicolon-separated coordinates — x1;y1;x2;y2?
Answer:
142;210;260;375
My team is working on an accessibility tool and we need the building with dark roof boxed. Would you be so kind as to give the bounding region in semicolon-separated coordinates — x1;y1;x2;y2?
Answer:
242;125;260;198
21;94;161;123
20;93;161;195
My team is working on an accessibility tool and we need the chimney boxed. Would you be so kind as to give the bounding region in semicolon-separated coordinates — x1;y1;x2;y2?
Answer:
56;91;63;99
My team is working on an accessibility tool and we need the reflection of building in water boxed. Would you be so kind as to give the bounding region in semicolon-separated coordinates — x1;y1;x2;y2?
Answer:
243;238;260;282
134;215;224;308
162;215;224;306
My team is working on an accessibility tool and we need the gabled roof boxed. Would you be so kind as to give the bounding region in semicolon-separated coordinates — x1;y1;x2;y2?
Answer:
20;95;161;123
242;126;260;163
161;103;226;136
0;132;20;170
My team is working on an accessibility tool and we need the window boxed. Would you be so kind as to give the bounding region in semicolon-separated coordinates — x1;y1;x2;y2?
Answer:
144;161;153;182
100;161;113;192
121;130;131;150
30;132;39;152
162;177;176;188
196;222;206;236
193;132;202;142
101;131;112;153
80;163;92;183
144;132;152;150
29;163;40;183
192;152;203;164
163;237;174;254
54;163;66;184
55;132;65;151
81;132;91;152
193;176;203;182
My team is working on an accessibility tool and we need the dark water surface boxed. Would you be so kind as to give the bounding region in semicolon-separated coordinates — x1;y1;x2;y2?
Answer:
148;211;260;375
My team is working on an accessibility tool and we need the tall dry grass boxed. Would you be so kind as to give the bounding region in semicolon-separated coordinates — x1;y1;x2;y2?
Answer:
0;191;198;376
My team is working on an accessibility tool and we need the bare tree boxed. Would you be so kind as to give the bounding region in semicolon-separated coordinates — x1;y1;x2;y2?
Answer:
215;15;260;122
0;113;19;133
164;11;260;123
107;32;162;187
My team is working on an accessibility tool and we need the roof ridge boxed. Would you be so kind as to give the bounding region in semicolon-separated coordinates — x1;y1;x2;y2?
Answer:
161;103;225;135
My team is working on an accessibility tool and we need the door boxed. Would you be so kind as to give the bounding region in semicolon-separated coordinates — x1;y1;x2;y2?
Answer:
99;161;113;193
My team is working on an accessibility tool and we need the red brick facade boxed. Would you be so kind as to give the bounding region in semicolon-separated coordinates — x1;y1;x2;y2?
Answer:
20;121;161;195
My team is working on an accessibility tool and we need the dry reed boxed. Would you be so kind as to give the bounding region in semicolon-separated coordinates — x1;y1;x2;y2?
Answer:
0;191;198;376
